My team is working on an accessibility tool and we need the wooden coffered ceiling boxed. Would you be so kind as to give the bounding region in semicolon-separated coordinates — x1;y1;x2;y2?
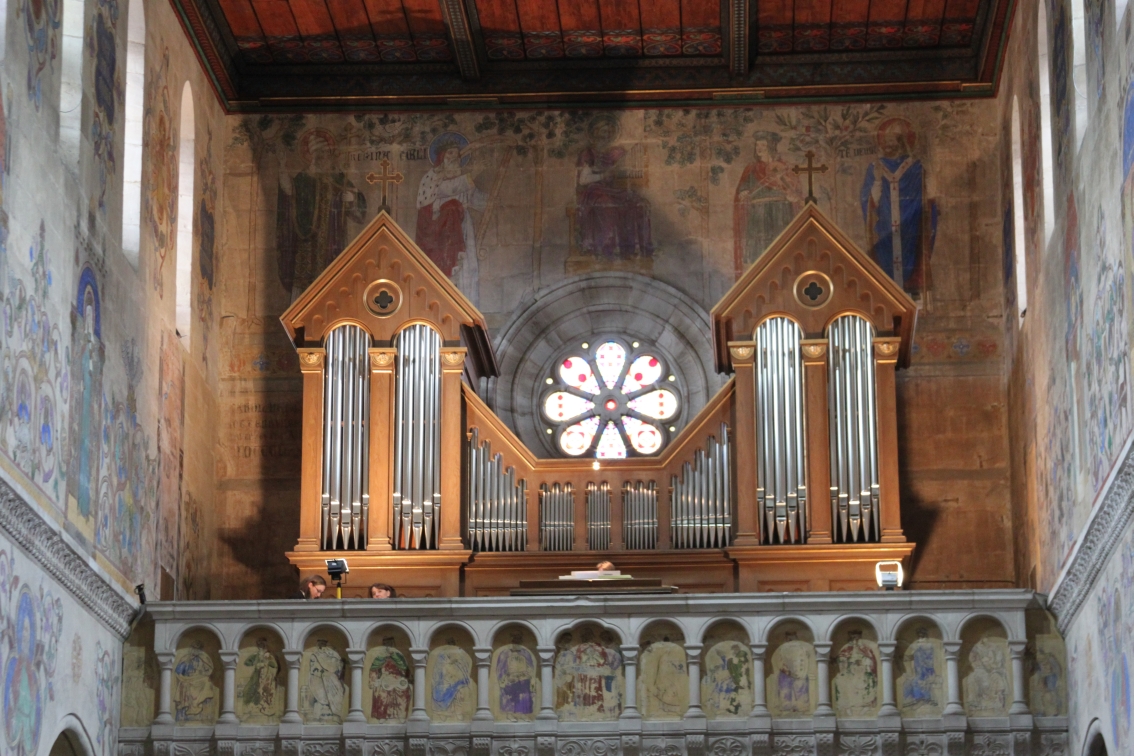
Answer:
174;0;1015;111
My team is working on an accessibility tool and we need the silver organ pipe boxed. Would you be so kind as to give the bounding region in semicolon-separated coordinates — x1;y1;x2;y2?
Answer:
622;481;657;550
392;323;442;549
755;316;807;545
670;423;732;548
827;314;881;543
586;482;611;551
466;430;527;552
320;323;371;550
539;483;575;551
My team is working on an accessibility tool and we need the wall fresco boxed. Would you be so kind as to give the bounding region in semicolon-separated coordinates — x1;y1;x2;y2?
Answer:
553;624;623;722
426;644;475;723
490;628;537;722
300;635;348;724
235;632;285;723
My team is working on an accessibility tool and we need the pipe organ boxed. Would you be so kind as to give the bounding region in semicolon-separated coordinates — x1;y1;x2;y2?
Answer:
466;430;527;552
283;207;915;596
392;323;443;550
320;324;371;550
827;314;881;543
755;317;807;545
540;483;575;551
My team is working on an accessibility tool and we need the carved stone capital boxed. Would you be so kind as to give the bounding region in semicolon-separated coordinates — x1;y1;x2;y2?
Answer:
537;645;556;665
473;646;493;666
283;649;303;669
410;647;430;666
156;651;175;670
346;647;367;666
943;640;962;659
877;641;897;660
219;650;239;669
298;348;326;372
620;645;640;665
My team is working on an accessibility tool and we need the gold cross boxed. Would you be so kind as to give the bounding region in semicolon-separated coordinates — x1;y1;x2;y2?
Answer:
792;150;829;204
366;159;404;210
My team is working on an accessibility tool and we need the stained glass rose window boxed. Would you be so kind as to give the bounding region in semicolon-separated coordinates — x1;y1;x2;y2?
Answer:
541;339;680;458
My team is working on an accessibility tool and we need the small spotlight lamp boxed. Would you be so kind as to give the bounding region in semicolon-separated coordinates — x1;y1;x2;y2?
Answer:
875;561;904;591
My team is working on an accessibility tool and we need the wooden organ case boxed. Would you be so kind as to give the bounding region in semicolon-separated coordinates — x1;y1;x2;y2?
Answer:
282;207;916;597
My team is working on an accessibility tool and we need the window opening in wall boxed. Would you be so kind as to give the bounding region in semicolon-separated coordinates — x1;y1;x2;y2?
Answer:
58;0;85;163
542;338;680;458
121;0;145;267
1038;1;1057;245
1012;98;1028;320
175;82;194;346
1071;0;1088;147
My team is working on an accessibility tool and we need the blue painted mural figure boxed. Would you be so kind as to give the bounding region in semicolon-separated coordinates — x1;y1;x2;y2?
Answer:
66;270;103;528
431;646;472;712
902;627;941;709
173;640;217;722
860;118;937;298
495;643;536;716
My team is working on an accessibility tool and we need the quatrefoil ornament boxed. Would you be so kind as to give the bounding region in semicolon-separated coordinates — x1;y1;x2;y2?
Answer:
364;279;403;317
793;270;833;309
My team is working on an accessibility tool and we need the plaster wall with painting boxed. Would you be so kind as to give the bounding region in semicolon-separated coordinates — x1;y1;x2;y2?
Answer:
215;99;1013;597
0;0;226;745
997;1;1134;755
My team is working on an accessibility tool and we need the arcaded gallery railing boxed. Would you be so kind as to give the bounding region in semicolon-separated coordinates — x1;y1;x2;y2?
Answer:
118;591;1068;756
279;207;923;595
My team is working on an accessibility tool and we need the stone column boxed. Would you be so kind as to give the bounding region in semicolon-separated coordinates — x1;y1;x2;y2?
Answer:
218;651;240;724
347;648;367;722
749;643;770;718
155;651;175;724
474;647;493;721
813;642;834;717
877;641;899;718
620;646;640;719
410;648;430;721
1009;640;1030;716
943;641;964;716
282;650;303;723
537;646;557;720
684;644;704;719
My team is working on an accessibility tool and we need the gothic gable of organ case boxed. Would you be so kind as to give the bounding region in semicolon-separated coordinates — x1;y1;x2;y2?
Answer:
282;207;915;597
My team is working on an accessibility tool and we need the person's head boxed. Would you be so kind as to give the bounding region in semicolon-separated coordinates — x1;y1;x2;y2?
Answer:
300;574;327;599
596;561;615;571
369;583;396;599
877;118;915;159
752;131;780;160
301;129;336;171
587;115;619;146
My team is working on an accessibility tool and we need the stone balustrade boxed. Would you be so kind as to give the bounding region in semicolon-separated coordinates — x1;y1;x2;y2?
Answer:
118;590;1068;756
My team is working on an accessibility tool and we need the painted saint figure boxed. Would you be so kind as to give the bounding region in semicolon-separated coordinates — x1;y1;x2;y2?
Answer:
639;641;687;719
494;642;536;719
831;630;880;718
860;118;936;297
173;640;218;723
733;131;802;275
238;638;281;720
899;627;944;716
554;628;623;721
66;274;103;528
574;116;653;260
276;129;367;300
305;639;346;723
368;644;411;722
767;636;815;718
702;641;753;719
415;131;486;303
963;637;1010;716
428;645;474;722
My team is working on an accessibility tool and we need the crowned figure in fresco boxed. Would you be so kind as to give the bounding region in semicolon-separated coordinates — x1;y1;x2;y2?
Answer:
415;131;486;304
733;131;802;275
574;115;653;261
305;639;346;722
429;645;474;721
963;638;1009;716
368;642;412;722
239;637;281;719
861;118;937;298
173;640;218;723
276;129;367;301
831;630;880;717
899;626;944;716
494;637;536;719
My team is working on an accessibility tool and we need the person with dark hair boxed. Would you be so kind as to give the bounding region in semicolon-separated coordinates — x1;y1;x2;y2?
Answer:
369;583;397;599
293;574;327;599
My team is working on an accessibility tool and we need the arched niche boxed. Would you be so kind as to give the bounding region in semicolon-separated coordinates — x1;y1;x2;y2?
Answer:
490;624;540;722
427;625;476;723
492;272;721;457
764;620;817;719
299;626;350;724
553;621;624;721
121;618;158;727
235;627;286;724
893;617;946;718
828;618;881;719
365;625;414;724
1025;609;1067;717
959;616;1011;717
172;627;222;725
48;730;88;756
700;620;753;720
638;620;687;720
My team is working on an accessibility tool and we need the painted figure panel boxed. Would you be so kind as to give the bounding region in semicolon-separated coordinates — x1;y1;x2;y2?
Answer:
733;131;802;274
491;642;538;721
638;641;688;720
702;640;753;719
1029;633;1067;717
426;645;475;722
766;638;817;718
896;626;945;718
172;635;220;725
831;631;880;718
366;644;412;723
963;637;1011;717
235;634;285;723
300;637;348;724
554;625;624;721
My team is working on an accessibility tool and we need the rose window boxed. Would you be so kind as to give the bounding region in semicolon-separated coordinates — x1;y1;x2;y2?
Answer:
541;339;680;458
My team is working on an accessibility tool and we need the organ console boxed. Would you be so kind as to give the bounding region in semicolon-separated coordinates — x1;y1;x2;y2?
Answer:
281;205;917;596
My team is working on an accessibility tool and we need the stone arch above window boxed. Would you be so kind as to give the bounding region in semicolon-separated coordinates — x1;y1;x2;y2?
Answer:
492;272;722;458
